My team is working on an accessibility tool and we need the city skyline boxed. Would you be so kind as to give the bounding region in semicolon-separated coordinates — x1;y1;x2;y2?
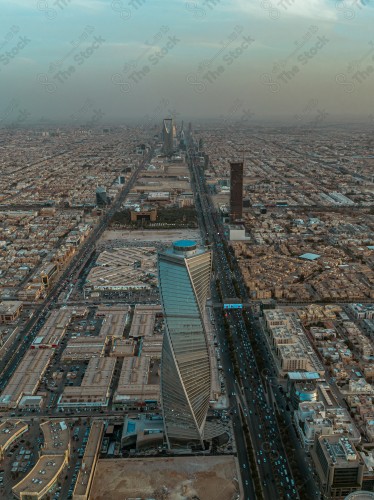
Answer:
0;120;373;499
1;1;374;125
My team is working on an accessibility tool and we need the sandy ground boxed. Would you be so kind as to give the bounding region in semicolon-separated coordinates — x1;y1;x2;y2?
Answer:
90;456;241;500
211;192;229;208
166;164;190;175
99;229;201;243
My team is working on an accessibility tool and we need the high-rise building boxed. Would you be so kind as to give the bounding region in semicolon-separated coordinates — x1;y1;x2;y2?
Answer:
158;240;212;449
96;186;108;206
162;118;174;155
230;161;243;221
311;435;365;499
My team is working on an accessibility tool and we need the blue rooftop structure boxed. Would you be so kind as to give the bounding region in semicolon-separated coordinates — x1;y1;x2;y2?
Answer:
173;240;196;248
172;240;197;253
299;253;320;261
287;372;321;380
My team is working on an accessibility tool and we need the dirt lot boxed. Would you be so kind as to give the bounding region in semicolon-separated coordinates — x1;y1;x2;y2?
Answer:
211;192;229;208
99;229;201;243
90;456;241;500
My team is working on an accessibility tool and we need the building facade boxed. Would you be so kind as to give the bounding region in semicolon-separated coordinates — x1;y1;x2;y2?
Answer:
311;435;365;499
230;161;243;222
96;186;108;206
158;240;212;449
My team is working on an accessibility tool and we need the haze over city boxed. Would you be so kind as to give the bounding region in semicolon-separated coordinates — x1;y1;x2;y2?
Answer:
1;0;374;124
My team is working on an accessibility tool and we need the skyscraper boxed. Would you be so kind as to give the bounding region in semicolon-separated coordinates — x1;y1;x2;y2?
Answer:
158;240;212;449
96;186;108;206
230;161;243;221
162;118;174;155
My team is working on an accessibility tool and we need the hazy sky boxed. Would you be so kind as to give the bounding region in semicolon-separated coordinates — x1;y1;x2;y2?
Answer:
1;0;374;126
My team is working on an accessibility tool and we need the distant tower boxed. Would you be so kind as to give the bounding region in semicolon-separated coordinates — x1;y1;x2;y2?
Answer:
230;161;243;221
162;118;174;155
159;240;212;449
96;186;108;206
179;121;186;150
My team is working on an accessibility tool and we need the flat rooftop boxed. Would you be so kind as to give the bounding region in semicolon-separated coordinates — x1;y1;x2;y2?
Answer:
288;372;321;380
0;349;52;407
0;420;27;448
114;355;160;403
40;420;69;455
59;357;116;406
110;338;135;357
74;421;104;497
86;247;157;290
90;456;241;500
0;301;23;315
12;454;67;498
129;304;161;338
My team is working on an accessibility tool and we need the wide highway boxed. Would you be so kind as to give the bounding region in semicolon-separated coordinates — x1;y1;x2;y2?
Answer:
188;146;300;500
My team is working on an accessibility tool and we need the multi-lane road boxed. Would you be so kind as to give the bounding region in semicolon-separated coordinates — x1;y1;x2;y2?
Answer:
187;147;309;500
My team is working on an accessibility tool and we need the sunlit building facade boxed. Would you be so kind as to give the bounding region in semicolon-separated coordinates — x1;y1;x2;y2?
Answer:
158;240;212;449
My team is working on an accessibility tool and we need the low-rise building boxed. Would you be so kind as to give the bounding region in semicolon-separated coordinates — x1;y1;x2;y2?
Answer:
73;421;104;500
0;301;23;323
114;356;160;408
0;349;52;409
12;420;70;500
0;420;28;460
295;401;360;450
58;357;116;408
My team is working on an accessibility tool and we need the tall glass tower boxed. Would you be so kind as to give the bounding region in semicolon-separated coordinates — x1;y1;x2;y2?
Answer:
158;240;212;449
162;118;174;156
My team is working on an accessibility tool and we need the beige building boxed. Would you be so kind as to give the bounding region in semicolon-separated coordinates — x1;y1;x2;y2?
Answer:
277;343;312;372
58;357;116;408
311;435;365;499
110;338;135;357
0;301;23;323
13;420;70;500
129;304;162;338
263;308;325;376
73;421;104;500
0;420;28;460
40;262;58;289
0;349;52;409
114;356;160;407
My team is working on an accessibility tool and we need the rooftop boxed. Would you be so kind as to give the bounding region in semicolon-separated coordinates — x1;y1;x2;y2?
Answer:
299;253;321;261
12;454;67;498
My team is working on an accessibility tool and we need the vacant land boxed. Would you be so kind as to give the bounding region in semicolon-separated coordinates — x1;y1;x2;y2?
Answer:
90;456;241;500
99;229;201;243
